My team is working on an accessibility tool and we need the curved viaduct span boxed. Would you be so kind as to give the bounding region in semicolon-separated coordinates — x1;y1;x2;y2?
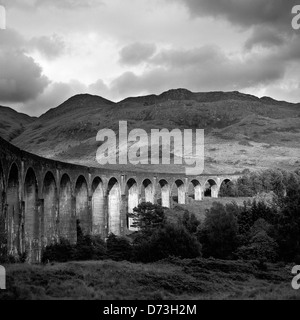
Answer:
0;136;239;262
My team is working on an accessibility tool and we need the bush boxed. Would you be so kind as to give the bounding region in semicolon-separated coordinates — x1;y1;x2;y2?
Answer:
74;235;106;261
133;223;202;263
42;235;107;263
236;231;278;262
42;238;74;263
106;234;132;261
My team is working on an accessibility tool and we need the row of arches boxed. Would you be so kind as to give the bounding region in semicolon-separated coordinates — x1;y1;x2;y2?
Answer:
0;160;231;262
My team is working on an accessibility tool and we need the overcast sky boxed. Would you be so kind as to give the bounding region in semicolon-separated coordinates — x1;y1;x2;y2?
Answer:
0;0;300;116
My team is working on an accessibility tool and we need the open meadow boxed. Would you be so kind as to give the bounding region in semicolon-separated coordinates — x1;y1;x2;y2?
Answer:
0;258;297;300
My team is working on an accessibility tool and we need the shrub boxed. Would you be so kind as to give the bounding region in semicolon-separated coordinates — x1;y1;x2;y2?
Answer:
236;231;278;262
106;234;132;261
74;235;106;261
133;223;202;263
42;238;74;263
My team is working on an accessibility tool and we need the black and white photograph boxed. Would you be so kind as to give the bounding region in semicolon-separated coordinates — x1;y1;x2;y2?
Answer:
0;0;300;303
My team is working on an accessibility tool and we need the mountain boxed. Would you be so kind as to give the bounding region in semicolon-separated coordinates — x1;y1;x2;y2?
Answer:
1;89;299;174
0;106;35;141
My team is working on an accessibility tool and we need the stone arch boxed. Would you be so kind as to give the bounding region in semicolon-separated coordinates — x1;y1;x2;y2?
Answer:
126;178;139;231
6;163;21;256
219;178;232;197
158;179;170;208
91;177;105;236
171;179;185;204
204;179;218;198
126;178;139;213
141;179;154;203
24;167;39;262
188;179;202;201
75;175;90;236
107;178;121;236
42;171;58;245
59;174;75;242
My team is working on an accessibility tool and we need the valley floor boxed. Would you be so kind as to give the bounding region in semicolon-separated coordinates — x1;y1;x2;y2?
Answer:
0;258;298;300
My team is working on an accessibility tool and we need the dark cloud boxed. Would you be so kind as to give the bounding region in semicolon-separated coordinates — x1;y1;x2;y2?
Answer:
119;42;156;65
0;28;26;49
0;49;49;103
0;29;50;103
175;0;298;30
245;27;286;50
278;36;300;62
29;34;65;59
151;45;222;68
111;45;286;98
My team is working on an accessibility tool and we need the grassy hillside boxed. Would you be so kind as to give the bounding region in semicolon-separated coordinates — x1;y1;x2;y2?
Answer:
0;258;296;300
0;89;299;173
0;106;35;141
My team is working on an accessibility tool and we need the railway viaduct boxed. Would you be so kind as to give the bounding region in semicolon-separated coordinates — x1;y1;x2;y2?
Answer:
0;136;239;262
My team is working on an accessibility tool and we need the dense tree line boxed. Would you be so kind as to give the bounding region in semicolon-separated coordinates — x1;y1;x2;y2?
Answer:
219;169;300;197
199;176;300;263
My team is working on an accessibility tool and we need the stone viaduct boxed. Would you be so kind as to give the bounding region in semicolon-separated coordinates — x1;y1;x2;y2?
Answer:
0;136;239;262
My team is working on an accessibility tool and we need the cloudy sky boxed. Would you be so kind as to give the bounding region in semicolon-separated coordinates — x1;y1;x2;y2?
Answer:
0;0;300;116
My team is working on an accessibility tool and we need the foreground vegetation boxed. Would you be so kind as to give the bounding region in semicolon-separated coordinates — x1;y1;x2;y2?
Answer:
0;258;297;300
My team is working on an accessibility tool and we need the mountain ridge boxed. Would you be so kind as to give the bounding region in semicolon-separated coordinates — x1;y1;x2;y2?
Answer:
1;89;299;174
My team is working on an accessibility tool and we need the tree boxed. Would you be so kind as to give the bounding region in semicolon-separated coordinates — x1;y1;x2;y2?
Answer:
181;211;200;234
275;182;300;261
198;202;239;259
236;219;278;262
131;202;165;236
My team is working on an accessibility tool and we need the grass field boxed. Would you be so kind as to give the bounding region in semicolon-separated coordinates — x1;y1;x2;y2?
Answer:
0;258;297;300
